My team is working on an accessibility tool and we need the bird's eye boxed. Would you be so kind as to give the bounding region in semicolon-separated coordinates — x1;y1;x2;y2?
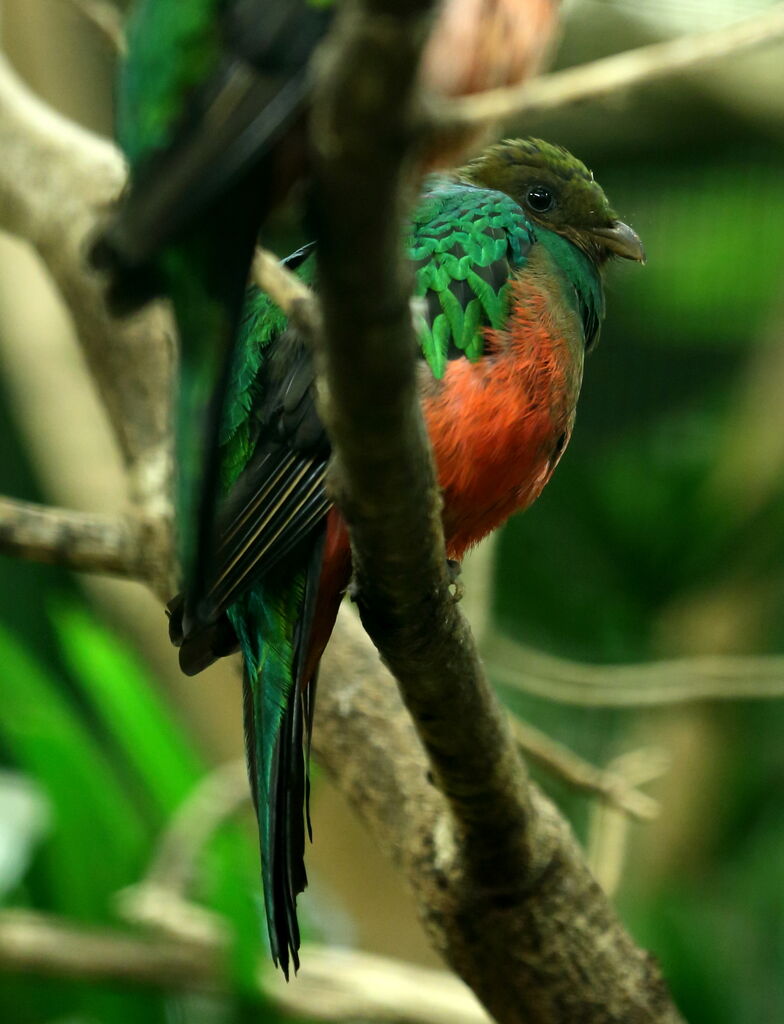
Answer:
525;186;555;213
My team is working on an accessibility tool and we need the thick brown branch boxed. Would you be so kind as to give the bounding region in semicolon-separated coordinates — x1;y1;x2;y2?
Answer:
310;3;683;1021
425;3;784;130
317;611;682;1024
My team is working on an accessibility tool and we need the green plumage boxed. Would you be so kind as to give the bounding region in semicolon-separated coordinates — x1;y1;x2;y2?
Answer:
409;182;533;377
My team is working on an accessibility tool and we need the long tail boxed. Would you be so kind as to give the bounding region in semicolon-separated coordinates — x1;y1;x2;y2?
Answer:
231;530;327;977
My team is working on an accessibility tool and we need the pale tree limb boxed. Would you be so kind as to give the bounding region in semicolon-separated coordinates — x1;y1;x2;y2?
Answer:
309;2;682;1021
0;54;173;518
424;2;784;130
485;628;784;707
0;495;168;591
55;0;126;55
587;749;673;898
0;908;491;1024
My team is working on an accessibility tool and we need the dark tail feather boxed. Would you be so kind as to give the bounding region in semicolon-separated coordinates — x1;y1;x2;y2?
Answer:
256;528;327;977
166;593;239;676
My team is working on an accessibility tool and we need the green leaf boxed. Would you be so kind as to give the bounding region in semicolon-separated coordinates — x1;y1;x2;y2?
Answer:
51;604;204;817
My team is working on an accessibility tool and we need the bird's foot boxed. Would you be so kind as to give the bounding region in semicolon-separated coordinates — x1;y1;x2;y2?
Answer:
446;558;463;603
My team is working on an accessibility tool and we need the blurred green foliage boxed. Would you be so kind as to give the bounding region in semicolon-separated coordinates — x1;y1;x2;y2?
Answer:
0;606;289;1023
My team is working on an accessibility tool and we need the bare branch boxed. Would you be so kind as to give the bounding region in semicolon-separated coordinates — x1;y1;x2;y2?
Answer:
0;909;489;1024
0;495;171;595
269;945;491;1024
251;247;321;337
511;718;663;821
486;628;784;707
0;55;173;510
55;0;126;55
425;3;784;130
116;760;249;948
0;909;215;989
588;750;672;898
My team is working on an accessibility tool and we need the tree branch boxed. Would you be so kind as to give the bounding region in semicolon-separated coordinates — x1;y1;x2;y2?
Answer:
485;628;784;706
424;3;784;130
310;3;682;1021
56;0;126;55
0;54;173;512
0;908;490;1024
0;495;169;592
510;719;663;821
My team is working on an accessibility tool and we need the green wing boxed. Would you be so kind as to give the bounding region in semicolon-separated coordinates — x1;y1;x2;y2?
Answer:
407;181;534;379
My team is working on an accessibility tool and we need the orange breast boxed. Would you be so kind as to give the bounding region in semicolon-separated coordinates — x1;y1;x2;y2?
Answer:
423;282;584;558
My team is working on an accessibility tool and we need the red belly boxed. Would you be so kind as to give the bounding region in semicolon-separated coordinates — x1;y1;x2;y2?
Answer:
423;294;583;558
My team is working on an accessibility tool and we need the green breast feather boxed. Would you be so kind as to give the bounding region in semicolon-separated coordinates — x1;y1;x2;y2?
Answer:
407;180;534;379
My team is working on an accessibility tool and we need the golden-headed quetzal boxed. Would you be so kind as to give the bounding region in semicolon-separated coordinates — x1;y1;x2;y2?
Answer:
169;138;644;975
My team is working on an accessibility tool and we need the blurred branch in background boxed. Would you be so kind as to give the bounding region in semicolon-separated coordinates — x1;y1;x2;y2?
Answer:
0;495;164;583
587;748;674;898
56;0;125;55
0;909;491;1024
486;627;784;706
427;2;784;129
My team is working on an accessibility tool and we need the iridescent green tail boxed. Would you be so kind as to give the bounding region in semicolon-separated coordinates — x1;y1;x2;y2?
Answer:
227;535;323;976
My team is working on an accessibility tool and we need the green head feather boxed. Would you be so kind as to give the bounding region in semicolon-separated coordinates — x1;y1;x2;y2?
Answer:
459;138;644;266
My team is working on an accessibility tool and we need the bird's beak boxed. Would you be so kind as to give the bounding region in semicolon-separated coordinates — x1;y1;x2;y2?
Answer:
590;221;646;263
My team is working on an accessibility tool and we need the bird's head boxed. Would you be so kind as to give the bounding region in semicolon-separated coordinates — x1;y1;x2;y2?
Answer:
459;138;645;266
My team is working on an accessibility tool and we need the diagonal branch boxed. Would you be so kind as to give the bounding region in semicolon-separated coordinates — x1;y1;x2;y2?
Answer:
425;3;784;130
310;2;682;1022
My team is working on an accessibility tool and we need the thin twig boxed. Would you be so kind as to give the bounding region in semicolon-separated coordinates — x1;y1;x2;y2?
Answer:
116;760;249;947
587;749;672;898
510;718;662;821
251;247;321;337
485;628;784;707
425;3;784;129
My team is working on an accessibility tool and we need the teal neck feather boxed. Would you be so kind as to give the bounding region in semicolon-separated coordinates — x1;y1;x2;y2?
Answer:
535;227;605;349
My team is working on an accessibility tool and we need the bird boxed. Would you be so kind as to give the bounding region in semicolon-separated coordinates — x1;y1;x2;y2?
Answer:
92;0;560;625
91;0;332;624
167;137;645;977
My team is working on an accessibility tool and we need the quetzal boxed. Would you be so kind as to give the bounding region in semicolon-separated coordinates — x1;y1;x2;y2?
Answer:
169;138;644;976
93;0;558;614
92;0;331;618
